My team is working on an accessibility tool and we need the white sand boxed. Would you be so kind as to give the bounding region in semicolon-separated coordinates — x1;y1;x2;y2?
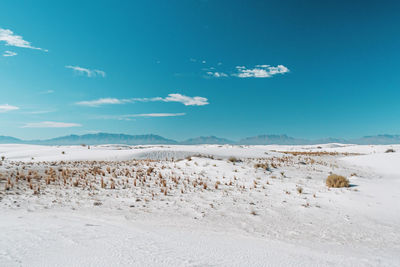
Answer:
0;144;399;266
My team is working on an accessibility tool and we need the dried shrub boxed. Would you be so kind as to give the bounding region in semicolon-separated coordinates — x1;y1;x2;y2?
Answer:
326;174;349;188
297;186;303;194
228;156;240;163
254;162;269;171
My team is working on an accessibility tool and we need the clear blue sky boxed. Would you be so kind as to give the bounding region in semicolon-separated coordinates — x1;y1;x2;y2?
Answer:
1;0;399;140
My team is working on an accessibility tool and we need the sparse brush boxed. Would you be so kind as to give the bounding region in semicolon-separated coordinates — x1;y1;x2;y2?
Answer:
110;179;115;189
147;167;154;175
326;174;349;188
297;186;303;194
254;162;269;171
228;156;240;163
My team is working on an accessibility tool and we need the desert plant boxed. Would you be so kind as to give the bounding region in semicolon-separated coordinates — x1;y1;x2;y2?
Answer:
297;186;303;194
326;174;349;188
254;162;269;171
228;156;240;163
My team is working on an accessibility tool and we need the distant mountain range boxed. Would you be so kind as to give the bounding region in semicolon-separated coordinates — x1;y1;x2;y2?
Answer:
180;136;235;145
0;133;400;145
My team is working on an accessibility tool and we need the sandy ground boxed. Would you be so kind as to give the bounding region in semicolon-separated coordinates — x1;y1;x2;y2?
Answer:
0;144;399;266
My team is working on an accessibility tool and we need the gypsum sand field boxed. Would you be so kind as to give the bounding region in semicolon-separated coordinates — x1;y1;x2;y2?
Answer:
0;144;399;266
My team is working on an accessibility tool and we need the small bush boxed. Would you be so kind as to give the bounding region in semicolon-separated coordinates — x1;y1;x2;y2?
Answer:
297;186;303;194
228;156;239;163
326;174;349;188
254;162;269;171
385;148;395;153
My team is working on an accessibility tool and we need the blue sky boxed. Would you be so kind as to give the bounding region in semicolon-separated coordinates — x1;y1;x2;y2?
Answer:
1;0;400;140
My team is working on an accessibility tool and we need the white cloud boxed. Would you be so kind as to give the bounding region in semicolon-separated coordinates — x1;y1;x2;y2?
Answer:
3;50;17;57
206;71;228;78
0;28;47;51
102;113;185;120
21;121;81;128
163;93;208;106
76;94;209;107
235;64;289;78
65;65;106;78
132;113;185;117
25;110;56;114
76;98;124;107
0;104;19;113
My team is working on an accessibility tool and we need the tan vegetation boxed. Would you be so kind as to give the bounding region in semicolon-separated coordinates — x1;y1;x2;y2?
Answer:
279;151;361;156
326;174;349;188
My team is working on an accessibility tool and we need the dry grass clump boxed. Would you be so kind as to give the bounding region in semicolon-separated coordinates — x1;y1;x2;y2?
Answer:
326;174;349;188
279;151;361;156
254;162;269;171
228;156;240;163
296;186;303;194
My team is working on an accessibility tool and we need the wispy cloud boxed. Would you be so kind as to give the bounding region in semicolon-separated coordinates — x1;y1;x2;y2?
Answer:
25;110;56;115
163;94;208;106
206;71;228;78
102;113;185;121
65;65;106;78
0;104;19;113
3;50;17;57
21;121;81;128
132;113;185;117
76;93;209;107
0;28;47;51
234;65;289;78
76;98;124;107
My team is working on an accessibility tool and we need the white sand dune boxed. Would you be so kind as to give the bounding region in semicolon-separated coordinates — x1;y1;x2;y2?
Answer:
0;144;399;266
